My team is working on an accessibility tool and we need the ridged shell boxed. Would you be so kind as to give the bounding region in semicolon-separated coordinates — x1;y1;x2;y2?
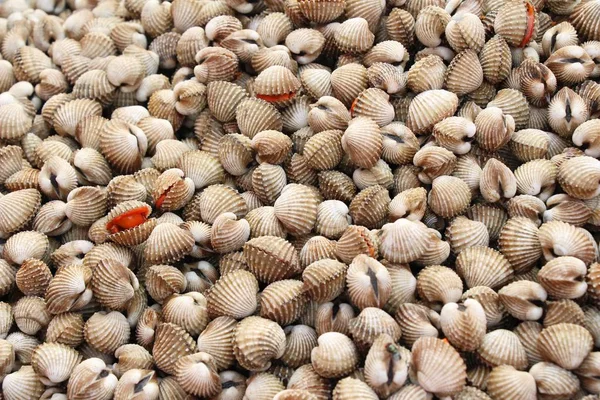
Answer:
206;269;259;319
153;322;197;374
144;223;194;265
233;316;286;371
538;323;593;370
243;236;301;283
84;311;130;354
144;264;186;303
31;342;82;385
196;316;237;370
456;246;514;289
311;332;359;378
411;337;467;397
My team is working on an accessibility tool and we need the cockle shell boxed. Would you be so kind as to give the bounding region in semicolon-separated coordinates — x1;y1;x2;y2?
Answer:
153;322;197;375
311;332;359;378
411;337;467;397
346;254;391;310
31;342;82;385
206;269;258;319
243;235;301;283
233;316;286;371
538;323;593;370
486;365;537;400
260;279;307;325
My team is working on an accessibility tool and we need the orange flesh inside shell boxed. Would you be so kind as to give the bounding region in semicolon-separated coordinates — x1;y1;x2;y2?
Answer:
256;91;296;103
155;192;168;208
520;2;536;48
106;206;149;234
350;98;358;116
155;182;178;209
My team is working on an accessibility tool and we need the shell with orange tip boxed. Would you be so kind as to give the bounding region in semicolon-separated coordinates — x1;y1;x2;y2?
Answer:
335;225;379;263
350;88;395;127
254;65;302;108
151;168;195;211
494;0;538;48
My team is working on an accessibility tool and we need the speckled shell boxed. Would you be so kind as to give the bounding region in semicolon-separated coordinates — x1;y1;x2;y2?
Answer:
494;0;538;47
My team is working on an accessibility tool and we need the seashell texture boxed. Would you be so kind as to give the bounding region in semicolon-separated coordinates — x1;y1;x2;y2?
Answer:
411;337;467;397
311;332;359;378
0;1;599;398
233;316;286;371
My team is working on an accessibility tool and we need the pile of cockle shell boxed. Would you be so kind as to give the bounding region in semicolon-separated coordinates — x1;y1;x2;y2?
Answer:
0;0;600;398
